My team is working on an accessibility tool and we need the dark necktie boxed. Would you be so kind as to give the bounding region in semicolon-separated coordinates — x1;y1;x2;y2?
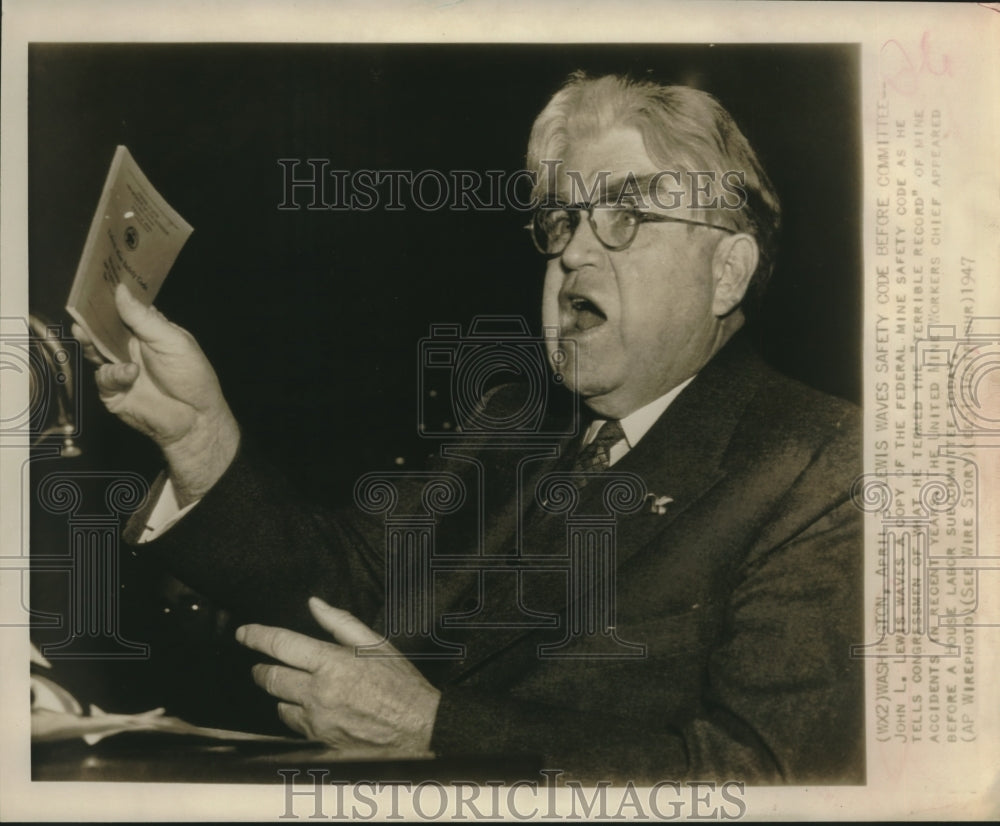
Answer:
517;420;626;553
571;419;626;487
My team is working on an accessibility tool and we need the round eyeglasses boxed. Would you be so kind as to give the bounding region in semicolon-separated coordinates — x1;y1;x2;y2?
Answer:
528;203;735;258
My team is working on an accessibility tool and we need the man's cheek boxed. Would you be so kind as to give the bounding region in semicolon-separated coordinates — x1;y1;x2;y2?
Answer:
575;339;623;386
541;269;563;323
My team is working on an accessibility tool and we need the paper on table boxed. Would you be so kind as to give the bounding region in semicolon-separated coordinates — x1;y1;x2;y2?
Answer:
29;644;432;757
65;145;193;363
30;673;300;746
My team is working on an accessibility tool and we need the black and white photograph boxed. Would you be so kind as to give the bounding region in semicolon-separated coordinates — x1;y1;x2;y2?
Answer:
2;1;997;821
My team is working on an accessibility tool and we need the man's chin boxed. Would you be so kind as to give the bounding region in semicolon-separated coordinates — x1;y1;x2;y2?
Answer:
561;373;621;409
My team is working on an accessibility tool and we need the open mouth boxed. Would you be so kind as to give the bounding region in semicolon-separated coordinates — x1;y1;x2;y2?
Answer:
568;296;608;331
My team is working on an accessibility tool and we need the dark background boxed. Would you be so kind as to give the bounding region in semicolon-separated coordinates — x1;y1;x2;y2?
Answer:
28;43;861;729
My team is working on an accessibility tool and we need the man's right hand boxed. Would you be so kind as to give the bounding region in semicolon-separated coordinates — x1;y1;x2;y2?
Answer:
73;284;240;507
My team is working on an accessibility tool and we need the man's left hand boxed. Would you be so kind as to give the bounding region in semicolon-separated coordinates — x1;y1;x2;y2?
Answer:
236;597;440;752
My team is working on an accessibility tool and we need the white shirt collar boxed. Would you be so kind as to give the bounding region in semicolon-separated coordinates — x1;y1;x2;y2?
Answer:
583;375;697;457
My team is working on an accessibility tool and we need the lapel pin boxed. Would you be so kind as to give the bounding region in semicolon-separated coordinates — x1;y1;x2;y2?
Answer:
646;494;673;515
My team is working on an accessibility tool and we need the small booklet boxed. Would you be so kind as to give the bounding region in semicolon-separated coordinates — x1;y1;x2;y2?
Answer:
65;146;193;363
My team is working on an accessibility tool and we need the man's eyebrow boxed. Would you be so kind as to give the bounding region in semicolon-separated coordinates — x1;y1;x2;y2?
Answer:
605;173;657;188
555;171;674;204
602;173;667;201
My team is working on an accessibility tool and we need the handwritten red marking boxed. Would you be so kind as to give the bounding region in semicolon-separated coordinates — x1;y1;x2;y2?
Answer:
880;31;954;95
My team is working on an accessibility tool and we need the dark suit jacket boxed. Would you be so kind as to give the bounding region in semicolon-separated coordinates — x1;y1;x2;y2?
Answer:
127;333;864;785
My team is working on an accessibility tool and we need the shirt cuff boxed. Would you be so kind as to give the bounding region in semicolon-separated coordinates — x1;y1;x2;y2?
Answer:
138;477;199;543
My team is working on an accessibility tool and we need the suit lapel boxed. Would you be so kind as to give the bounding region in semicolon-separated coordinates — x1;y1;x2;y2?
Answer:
434;333;768;684
601;337;763;566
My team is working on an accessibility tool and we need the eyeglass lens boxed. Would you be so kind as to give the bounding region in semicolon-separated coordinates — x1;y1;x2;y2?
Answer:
533;206;639;255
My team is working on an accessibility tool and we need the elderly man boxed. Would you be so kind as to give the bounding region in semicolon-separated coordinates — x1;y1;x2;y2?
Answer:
77;73;863;784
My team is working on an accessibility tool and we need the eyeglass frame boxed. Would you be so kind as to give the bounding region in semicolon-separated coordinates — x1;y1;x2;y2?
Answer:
527;201;737;258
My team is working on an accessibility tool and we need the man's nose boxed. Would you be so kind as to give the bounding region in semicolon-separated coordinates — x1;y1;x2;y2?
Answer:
558;212;605;270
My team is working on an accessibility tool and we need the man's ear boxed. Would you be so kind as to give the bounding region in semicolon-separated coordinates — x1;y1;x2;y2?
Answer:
711;233;759;317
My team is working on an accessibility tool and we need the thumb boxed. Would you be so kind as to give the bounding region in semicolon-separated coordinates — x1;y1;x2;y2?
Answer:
308;596;384;648
96;361;140;398
114;283;174;344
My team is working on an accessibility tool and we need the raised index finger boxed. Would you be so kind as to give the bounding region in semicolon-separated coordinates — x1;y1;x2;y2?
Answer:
71;323;105;366
236;623;332;673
